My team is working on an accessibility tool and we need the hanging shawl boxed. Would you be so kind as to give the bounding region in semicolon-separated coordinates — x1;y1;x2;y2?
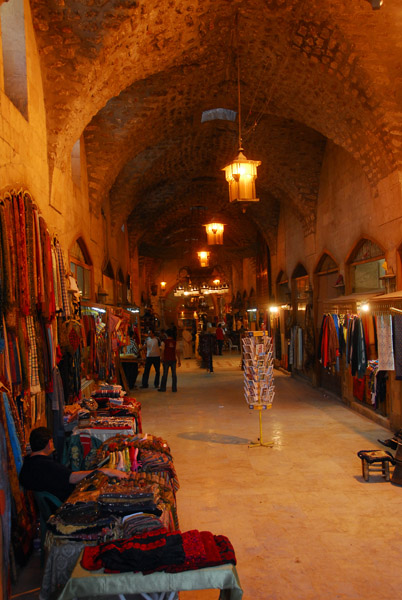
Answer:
356;318;368;379
2;392;23;474
51;242;62;312
24;193;36;313
55;241;70;318
377;314;395;371
13;192;30;316
38;216;55;320
0;201;12;315
4;195;17;309
26;315;41;394
393;314;402;380
33;208;45;308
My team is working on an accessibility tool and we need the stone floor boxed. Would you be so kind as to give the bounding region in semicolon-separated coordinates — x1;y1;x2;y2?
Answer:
12;354;402;600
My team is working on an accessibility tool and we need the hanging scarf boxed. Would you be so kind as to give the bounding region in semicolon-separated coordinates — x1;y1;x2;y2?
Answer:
33;208;44;309
26;315;41;394
377;314;395;371
55;241;70;318
24;193;36;314
392;314;402;380
15;192;30;316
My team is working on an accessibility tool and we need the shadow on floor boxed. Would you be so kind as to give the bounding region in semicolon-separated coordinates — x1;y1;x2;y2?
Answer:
178;431;250;444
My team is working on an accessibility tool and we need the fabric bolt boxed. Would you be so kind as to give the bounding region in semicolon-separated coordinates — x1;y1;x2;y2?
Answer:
377;314;395;371
392;314;402;380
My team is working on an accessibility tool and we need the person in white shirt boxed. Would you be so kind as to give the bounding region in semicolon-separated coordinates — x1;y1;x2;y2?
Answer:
140;329;161;388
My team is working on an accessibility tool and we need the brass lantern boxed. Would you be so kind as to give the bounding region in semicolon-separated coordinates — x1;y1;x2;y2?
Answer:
197;251;210;268
204;222;225;245
222;149;261;204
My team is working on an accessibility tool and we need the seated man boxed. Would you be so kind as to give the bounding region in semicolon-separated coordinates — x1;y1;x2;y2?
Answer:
19;427;128;502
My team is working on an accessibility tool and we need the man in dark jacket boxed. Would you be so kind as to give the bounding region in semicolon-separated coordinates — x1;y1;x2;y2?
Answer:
19;427;128;502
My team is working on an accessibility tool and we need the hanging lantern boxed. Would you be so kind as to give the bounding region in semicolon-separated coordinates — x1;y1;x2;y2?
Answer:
197;251;210;268
222;149;261;204
204;222;225;245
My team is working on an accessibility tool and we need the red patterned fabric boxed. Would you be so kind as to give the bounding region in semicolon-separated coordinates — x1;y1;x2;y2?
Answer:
81;528;237;575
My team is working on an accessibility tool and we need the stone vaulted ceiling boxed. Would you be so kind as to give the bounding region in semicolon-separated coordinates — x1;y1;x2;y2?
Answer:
30;0;402;259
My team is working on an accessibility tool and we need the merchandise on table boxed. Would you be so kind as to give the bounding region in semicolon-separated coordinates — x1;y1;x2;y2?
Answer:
80;527;237;575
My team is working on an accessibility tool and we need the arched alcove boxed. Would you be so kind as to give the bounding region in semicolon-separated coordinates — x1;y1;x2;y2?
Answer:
69;236;93;300
346;237;385;293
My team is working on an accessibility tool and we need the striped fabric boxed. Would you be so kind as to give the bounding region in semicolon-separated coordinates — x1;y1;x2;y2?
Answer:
26;315;41;394
55;242;70;318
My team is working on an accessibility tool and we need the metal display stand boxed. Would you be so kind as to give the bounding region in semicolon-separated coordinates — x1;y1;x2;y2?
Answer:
242;331;275;448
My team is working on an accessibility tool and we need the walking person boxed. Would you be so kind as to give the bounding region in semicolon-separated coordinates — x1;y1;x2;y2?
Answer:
140;329;161;388
216;322;225;355
158;329;181;392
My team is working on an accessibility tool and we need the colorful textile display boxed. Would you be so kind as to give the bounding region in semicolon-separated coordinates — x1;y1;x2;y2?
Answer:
80;527;236;575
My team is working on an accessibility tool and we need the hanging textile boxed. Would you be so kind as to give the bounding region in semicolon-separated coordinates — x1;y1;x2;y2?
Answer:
392;314;402;380
0;421;11;600
377;314;395;371
55;241;71;318
318;314;339;368
2;393;22;474
26;315;41;394
303;304;315;371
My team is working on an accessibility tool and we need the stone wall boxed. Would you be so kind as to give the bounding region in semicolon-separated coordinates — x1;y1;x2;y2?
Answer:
0;0;130;300
273;139;402;429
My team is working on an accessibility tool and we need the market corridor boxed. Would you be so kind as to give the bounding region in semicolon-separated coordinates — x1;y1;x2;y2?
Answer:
139;357;402;600
13;358;402;600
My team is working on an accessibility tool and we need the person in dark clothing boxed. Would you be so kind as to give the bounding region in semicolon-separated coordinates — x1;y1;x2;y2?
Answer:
19;427;128;502
158;329;181;392
216;323;225;355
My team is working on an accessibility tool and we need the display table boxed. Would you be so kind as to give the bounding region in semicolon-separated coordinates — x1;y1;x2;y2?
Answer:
56;551;243;600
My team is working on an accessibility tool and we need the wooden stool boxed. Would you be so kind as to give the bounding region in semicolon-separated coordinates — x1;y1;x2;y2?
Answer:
357;450;394;482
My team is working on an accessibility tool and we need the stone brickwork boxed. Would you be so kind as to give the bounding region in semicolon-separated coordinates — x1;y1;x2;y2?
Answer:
24;0;402;263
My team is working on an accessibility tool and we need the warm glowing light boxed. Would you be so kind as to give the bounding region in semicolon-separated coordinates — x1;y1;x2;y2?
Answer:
213;278;221;285
222;150;261;204
197;251;210;267
204;222;225;245
361;303;370;312
269;306;279;313
160;281;167;290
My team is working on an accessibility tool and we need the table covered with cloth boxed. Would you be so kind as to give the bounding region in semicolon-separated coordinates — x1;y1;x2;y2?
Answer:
56;551;243;600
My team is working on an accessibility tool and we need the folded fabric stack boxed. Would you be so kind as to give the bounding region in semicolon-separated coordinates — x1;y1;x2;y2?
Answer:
81;527;236;574
91;384;126;408
121;513;164;537
47;471;173;541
